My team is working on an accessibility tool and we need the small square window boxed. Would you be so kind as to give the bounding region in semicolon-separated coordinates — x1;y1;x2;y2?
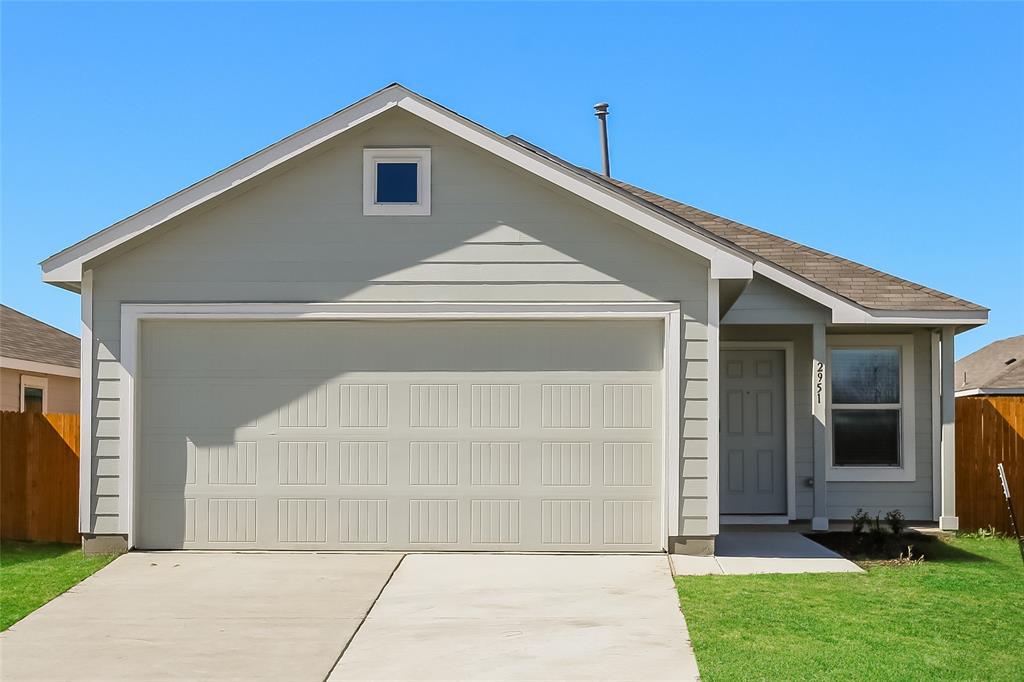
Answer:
363;148;430;216
375;162;418;204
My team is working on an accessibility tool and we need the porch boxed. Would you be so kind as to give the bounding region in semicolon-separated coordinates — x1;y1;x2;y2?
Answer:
711;312;959;534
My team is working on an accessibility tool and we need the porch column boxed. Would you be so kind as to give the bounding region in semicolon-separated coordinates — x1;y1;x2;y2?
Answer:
939;326;958;530
811;322;829;531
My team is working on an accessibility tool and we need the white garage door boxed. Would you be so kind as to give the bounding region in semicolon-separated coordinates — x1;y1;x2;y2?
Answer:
138;320;664;551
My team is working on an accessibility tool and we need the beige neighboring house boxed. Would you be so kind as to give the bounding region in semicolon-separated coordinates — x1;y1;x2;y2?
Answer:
0;305;80;413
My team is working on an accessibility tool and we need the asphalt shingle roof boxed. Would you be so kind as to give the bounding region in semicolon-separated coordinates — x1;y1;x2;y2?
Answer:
955;336;1024;392
507;134;984;314
601;177;985;312
0;305;80;368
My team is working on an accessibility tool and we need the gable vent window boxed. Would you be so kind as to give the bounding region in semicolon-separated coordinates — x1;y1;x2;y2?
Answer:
363;148;431;216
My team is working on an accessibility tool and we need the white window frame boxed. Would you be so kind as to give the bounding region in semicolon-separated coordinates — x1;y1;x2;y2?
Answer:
362;148;431;216
825;334;916;482
20;374;48;413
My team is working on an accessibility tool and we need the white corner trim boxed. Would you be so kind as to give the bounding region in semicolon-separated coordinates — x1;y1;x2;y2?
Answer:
825;334;916;482
362;147;431;216
720;340;797;520
19;374;48;412
931;330;942;521
79;270;94;534
0;356;80;378
117;301;682;549
42;84;752;285
664;306;682;541
706;276;720;536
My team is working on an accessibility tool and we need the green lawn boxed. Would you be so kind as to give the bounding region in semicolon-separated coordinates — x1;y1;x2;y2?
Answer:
1;541;117;631
676;535;1024;682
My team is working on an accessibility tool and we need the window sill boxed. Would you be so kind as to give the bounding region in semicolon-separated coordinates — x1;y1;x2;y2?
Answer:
362;203;430;217
826;465;916;482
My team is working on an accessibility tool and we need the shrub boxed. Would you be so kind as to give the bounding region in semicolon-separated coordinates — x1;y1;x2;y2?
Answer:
885;509;907;536
868;514;886;544
851;508;870;534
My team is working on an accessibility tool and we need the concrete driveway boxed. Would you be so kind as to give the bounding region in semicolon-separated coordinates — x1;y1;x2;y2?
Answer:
330;554;698;681
0;552;401;681
2;552;698;681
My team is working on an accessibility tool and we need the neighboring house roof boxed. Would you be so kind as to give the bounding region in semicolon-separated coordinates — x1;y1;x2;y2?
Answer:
0;305;80;372
955;335;1024;396
40;84;986;326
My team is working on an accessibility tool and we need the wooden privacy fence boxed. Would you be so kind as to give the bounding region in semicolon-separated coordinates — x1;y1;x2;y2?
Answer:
1;412;80;544
956;396;1024;535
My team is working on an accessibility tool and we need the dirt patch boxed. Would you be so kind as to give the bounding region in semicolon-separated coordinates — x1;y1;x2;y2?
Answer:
806;531;942;563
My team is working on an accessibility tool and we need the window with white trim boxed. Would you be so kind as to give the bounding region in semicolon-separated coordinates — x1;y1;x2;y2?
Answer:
362;148;431;216
826;335;916;482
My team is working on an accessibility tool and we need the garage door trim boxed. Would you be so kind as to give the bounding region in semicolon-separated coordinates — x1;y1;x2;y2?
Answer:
119;302;682;549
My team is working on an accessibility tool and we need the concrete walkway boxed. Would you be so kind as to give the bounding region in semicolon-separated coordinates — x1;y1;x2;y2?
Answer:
671;532;863;575
329;554;700;681
0;552;401;681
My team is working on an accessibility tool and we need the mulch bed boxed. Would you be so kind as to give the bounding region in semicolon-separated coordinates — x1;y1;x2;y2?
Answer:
806;531;941;562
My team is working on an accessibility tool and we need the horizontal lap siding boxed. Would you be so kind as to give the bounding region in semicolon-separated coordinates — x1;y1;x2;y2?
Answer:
721;324;936;522
85;109;711;536
827;330;935;520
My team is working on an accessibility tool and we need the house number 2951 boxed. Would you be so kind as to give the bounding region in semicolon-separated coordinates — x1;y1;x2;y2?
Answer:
815;361;824;405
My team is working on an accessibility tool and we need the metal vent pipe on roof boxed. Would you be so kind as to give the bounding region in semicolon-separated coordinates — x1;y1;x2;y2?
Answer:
594;102;611;177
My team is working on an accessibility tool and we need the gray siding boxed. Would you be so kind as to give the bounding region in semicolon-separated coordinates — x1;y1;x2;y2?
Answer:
721;325;936;521
722;275;828;325
86;109;711;535
827;329;935;521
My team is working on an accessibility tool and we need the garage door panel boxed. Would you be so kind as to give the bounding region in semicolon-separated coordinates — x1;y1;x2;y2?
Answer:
138;320;664;551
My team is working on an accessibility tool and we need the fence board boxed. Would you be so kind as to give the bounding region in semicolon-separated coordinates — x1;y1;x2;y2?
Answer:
955;396;1024;534
0;412;80;544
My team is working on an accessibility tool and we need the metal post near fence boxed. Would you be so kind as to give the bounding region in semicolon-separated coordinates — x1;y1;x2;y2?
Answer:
997;463;1024;565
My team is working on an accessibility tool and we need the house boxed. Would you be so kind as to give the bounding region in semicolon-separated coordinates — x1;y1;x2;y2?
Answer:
955;335;1024;397
0;305;80;414
953;336;1022;533
39;85;987;555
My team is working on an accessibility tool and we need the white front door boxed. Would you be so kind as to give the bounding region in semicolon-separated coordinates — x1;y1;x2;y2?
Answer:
137;319;664;551
719;349;787;515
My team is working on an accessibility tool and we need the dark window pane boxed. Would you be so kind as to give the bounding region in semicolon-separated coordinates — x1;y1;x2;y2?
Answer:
376;162;418;203
23;387;43;414
831;348;899;404
832;409;900;466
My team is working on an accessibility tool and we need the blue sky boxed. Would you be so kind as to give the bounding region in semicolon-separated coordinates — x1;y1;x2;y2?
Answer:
2;2;1021;357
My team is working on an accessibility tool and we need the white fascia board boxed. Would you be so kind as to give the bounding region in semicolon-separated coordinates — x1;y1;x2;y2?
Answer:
41;85;753;286
753;261;989;327
955;387;1024;397
41;88;406;283
0;356;80;378
397;97;753;279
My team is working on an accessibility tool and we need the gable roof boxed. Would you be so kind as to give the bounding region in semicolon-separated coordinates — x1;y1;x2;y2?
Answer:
955;335;1024;395
41;83;750;288
0;305;80;369
41;84;986;327
506;136;984;314
601;178;984;312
